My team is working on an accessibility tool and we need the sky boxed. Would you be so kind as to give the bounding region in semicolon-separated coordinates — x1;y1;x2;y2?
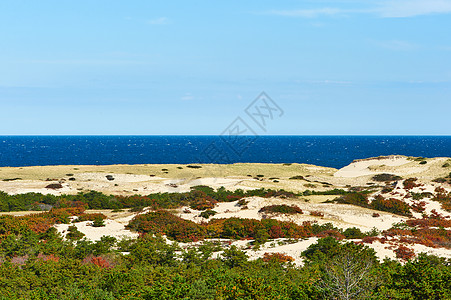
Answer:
0;0;450;135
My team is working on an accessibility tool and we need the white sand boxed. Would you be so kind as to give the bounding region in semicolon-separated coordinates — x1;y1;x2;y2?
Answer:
54;213;138;241
244;238;319;266
335;156;410;178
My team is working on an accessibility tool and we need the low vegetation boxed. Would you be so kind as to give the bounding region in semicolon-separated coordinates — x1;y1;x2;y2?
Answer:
372;173;402;182
0;227;448;299
337;192;413;217
0;187;297;213
0;180;450;298
258;204;303;215
126;210;382;244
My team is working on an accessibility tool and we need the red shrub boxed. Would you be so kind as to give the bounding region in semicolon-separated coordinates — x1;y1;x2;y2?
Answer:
383;228;413;237
262;252;294;263
429;209;444;219
37;253;60;262
403;178;419;190
411;201;426;213
127;210;205;242
268;225;284;239
11;255;29;265
190;196;217;210
226;195;242;201
432;187;451;212
371;195;412;217
264;190;296;198
394;245;415;261
91;257;110;268
316;229;345;240
406;218;451;228
25;217;53;233
310;211;324;217
362;236;380;244
82;255;112;268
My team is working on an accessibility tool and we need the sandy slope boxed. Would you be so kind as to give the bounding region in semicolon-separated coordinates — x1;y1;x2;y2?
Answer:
0;163;337;196
334;155;411;178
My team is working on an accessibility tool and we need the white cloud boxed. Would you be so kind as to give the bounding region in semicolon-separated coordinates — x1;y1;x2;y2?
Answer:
376;0;451;18
21;59;148;65
370;40;418;51
263;0;451;19
266;7;347;18
147;17;170;25
301;79;354;85
181;93;194;101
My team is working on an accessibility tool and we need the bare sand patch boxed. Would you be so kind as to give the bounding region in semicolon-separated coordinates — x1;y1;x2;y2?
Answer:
334;156;411;178
177;196;405;231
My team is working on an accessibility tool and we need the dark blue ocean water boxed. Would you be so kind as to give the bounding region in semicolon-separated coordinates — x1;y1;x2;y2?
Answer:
0;136;450;169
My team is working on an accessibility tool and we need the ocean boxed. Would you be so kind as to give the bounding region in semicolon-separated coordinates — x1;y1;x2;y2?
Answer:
0;136;450;169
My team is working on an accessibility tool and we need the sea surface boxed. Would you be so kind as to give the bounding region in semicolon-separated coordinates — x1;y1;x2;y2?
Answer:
0;136;450;169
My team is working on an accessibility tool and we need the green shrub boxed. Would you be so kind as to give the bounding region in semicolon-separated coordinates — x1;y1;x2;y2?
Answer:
337;192;369;207
66;225;85;241
372;173;402;182
221;245;249;268
259;204;303;214
92;216;105;227
127;210;205;242
371;196;412;217
187;165;202;169
2;178;22;182
433;178;447;183
199;210;217;219
343;227;365;239
403;178;419;190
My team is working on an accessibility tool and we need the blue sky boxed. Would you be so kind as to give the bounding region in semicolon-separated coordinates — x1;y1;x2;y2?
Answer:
1;0;450;135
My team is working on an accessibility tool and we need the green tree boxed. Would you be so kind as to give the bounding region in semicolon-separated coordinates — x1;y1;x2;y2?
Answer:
378;253;451;299
92;216;105;227
303;238;380;300
221;245;249;268
66;225;85;241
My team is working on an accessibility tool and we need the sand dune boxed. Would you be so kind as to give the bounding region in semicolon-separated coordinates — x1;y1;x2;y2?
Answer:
2;156;451;264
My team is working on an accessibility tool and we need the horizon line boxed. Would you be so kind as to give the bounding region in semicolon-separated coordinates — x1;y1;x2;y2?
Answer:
1;134;451;137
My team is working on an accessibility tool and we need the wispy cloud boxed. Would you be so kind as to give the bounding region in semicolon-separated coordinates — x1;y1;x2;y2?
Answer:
294;79;354;85
147;17;170;25
376;0;451;18
263;0;451;18
265;7;347;18
19;59;149;65
370;40;418;51
181;93;194;101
